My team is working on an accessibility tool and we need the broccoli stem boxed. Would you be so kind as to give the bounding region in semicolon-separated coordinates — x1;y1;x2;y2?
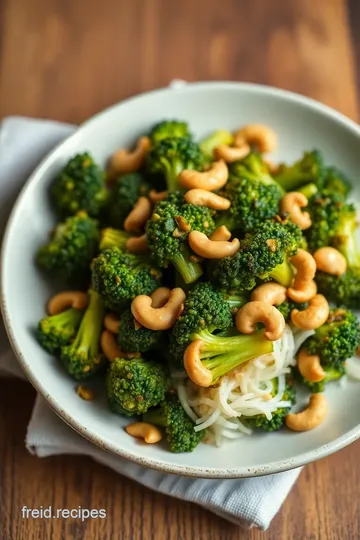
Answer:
214;213;236;232
334;217;360;268
161;158;184;192
200;130;234;158
172;248;203;284
222;293;248;310
275;171;307;192
298;183;318;199
142;408;165;427
194;329;274;381
267;260;295;287
75;289;105;355
100;228;132;251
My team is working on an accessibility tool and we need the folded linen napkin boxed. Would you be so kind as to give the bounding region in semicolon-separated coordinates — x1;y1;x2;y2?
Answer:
0;107;301;530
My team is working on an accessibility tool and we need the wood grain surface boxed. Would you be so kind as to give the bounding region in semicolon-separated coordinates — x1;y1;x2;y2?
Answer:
0;0;359;538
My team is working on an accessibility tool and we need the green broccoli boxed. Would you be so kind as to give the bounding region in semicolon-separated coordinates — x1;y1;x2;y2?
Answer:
50;152;108;218
208;220;301;291
316;269;360;308
214;153;283;233
244;379;296;432
200;129;234;158
117;308;163;353
297;183;318;199
147;137;206;192
91;247;161;311
275;150;326;192
277;299;307;321
107;172;150;229
99;228;132;251
37;307;84;354
143;395;204;452
36;212;100;284
218;290;249;311
149;120;191;144
146;191;215;284
106;357;170;416
323;166;352;198
170;282;233;365
60;289;106;379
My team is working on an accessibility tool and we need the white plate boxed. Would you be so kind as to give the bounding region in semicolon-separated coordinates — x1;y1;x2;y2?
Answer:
2;82;360;478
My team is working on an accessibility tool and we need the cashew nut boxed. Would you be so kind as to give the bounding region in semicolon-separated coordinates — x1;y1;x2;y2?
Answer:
150;287;171;308
148;189;168;204
188;231;240;259
131;288;186;330
47;291;88;315
285;394;328;431
184;189;231;210
104;313;120;334
280;192;312;231
124;196;152;233
297;347;325;382
125;422;162;444
313;247;347;276
209;226;232;242
214;143;250;163
100;330;122;361
110;136;151;174
251;283;287;306
184;340;213;387
126;234;148;254
234;124;277;153
289;249;317;291
178;160;229;191
288;279;317;303
291;294;330;330
235;301;285;341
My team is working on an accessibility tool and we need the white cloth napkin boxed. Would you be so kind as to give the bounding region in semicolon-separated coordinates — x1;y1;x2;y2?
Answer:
0;111;302;530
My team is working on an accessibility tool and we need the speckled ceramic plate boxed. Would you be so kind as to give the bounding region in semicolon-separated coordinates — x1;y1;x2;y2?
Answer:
2;82;360;478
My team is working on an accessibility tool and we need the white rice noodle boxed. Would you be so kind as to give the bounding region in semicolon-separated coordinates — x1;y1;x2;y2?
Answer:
176;324;297;445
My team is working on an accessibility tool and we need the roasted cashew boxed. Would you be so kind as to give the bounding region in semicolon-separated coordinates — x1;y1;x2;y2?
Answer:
125;422;162;443
100;330;122;362
126;234;148;254
214;143;250;163
297;347;325;382
150;287;171;308
234;124;277;153
188;231;240;259
131;288;186;330
291;294;329;330
280;192;311;231
285;394;328;431
104;313;120;334
313;247;347;276
110;136;151;174
235;301;285;341
124;196;152;233
184;189;231;210
287;279;317;303
47;291;88;315
184;340;213;387
178;160;228;191
209;226;232;242
289;249;317;291
148;189;168;204
251;283;287;306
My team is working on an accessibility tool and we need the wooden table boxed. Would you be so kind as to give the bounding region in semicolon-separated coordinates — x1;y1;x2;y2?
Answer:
1;0;360;538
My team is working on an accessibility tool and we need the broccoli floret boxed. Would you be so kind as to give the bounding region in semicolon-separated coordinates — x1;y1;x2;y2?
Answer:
107;173;150;229
295;364;345;393
323;166;352;198
244;379;296;432
118;308;163;353
37;307;84;354
200;130;234;158
99;228;132;251
208;220;301;291
36;212;100;284
170;282;233;365
331;204;360;268
50;153;108;218
143;395;204;452
277;299;307;321
149;120;191;144
218;290;249;311
297;183;318;199
275;150;326;192
146;191;215;284
316;269;360;308
106;357;170;416
91;247;161;311
215;153;284;232
147;137;206;192
60;289;106;379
